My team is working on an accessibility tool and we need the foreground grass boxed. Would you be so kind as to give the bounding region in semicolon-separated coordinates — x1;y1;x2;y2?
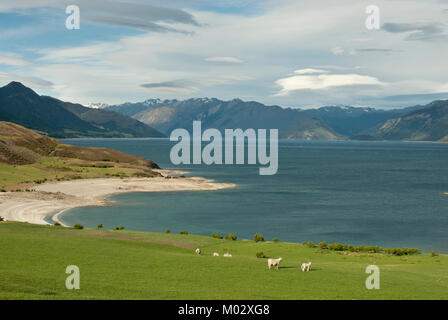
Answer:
0;222;447;300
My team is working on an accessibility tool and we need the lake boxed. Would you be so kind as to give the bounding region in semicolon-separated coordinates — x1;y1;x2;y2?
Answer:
59;139;448;253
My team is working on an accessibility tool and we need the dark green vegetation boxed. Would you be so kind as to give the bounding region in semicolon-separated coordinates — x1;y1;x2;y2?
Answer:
1;222;447;299
303;241;420;256
0;121;160;189
106;97;448;141
0;82;164;138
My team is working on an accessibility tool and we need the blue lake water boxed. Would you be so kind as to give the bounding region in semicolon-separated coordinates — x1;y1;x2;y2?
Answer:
60;139;448;253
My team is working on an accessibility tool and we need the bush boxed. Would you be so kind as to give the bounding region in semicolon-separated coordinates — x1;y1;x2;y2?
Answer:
179;230;189;235
0;189;6;192
345;245;356;252
73;224;84;230
33;178;47;184
54;222;61;226
272;238;279;243
327;243;344;251
0;216;4;221
383;247;421;256
225;233;237;240
431;250;438;257
318;241;327;249
97;224;103;229
253;233;265;242
256;251;266;258
302;241;316;248
212;233;223;239
165;229;171;234
114;227;120;230
119;226;124;230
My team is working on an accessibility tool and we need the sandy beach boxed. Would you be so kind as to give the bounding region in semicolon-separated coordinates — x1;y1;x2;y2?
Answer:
0;170;236;227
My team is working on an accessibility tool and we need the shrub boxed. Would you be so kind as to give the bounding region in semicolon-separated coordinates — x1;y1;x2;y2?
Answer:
318;241;327;249
114;227;120;230
97;224;103;229
302;241;316;248
431;250;438;257
212;233;223;239
0;216;4;222
0;189;6;192
256;251;266;258
34;178;47;184
328;243;344;251
54;222;61;226
357;245;377;253
73;224;84;230
346;245;356;252
253;233;265;242
272;238;279;243
119;226;124;230
225;233;237;240
165;229;171;234
179;230;189;235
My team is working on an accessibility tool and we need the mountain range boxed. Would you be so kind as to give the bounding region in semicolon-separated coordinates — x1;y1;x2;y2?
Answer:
1;81;448;142
105;97;448;142
0;82;164;138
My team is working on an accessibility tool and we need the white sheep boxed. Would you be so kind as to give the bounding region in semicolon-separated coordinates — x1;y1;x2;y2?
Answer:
195;248;201;255
301;262;312;272
267;257;283;270
223;253;232;257
213;252;219;257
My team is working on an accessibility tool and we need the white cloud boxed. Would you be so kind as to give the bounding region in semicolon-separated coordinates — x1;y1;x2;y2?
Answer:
6;0;448;108
0;52;31;66
331;47;344;55
0;71;53;88
294;68;327;75
275;72;383;95
205;56;243;63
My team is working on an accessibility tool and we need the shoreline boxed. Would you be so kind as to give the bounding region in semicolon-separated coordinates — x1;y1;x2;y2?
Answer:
0;170;236;227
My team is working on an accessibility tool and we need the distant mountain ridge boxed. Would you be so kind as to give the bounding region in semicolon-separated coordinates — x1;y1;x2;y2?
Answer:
0;82;165;138
367;100;448;142
107;98;343;140
106;97;447;141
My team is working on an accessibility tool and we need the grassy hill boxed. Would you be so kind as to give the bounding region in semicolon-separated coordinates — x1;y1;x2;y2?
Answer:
0;121;160;189
0;222;447;299
0;82;164;138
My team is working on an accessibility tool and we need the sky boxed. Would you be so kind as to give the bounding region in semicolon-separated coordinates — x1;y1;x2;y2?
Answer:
0;0;448;109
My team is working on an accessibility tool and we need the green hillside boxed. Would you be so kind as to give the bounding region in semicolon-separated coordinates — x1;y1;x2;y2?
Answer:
0;121;160;189
0;222;447;299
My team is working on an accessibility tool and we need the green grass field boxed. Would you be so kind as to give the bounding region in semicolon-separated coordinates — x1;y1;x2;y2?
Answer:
0;156;154;190
0;222;447;300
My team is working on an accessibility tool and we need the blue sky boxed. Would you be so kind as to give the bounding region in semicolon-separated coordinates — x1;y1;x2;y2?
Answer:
1;0;448;109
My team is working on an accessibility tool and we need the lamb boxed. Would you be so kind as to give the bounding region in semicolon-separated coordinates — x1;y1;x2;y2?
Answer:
195;248;201;255
267;257;283;270
213;252;219;257
223;253;232;257
301;262;312;272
